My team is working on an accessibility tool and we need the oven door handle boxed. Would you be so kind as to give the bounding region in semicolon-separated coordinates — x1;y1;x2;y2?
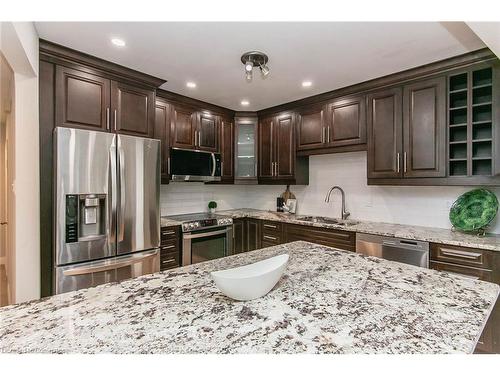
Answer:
183;228;230;239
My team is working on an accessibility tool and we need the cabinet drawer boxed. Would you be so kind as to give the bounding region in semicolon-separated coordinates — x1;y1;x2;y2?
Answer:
430;243;493;269
261;221;283;233
286;224;355;251
160;249;180;271
262;233;282;244
161;226;180;241
160;239;178;252
429;261;493;282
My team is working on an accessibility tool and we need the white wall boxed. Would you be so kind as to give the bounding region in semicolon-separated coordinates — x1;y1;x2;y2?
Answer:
161;151;500;234
0;22;40;303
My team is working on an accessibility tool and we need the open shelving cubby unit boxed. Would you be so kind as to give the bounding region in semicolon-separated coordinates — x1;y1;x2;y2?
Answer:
448;66;495;177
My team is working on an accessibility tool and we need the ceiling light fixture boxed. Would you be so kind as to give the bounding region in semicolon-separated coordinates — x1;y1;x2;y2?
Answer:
241;51;269;81
302;81;312;87
186;82;197;88
111;38;126;47
241;100;250;106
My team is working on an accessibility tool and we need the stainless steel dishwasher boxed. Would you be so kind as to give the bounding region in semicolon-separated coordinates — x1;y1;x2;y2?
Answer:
356;233;429;268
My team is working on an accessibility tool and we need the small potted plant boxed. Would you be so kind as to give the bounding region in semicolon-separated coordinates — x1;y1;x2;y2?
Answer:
208;201;217;214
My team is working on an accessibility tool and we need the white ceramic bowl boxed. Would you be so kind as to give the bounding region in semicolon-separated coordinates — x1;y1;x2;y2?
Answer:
210;254;289;301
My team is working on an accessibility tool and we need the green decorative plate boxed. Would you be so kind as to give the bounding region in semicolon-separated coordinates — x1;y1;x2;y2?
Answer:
449;189;498;232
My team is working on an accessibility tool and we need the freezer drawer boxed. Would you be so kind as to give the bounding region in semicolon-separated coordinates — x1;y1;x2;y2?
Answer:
55;249;159;294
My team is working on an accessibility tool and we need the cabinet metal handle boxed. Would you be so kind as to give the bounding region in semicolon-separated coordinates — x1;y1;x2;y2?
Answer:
106;107;110;130
396;152;400;173
264;224;277;229
440;248;481;259
263;235;277;240
167;157;171;175
198;131;201;147
327;126;330;143
221;161;224;175
162;245;176;250
403;151;407;173
321;127;325;143
113;109;117;131
162;231;176;236
194;130;197;147
161;259;176;265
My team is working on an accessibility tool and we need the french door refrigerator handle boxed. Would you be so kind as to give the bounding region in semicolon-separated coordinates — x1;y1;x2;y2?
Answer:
109;136;117;251
117;137;125;244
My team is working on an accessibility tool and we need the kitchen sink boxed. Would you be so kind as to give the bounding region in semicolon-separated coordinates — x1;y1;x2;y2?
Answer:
294;215;359;226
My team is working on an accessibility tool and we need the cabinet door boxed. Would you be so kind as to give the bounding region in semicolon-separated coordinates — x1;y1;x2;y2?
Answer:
55;66;110;131
155;98;170;184
220;117;234;181
326;95;366;147
234;118;258;181
258;116;275;180
111;81;155;137
275;113;295;179
197;112;218;152
246;219;261;251
171;105;196;149
233;219;245;254
403;77;446;178
296;105;326;150
367;87;403;178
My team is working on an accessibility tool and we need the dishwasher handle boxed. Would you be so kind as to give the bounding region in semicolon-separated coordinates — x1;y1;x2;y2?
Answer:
382;239;428;251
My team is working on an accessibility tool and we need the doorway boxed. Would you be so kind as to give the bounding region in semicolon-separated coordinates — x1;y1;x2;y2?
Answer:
0;52;14;306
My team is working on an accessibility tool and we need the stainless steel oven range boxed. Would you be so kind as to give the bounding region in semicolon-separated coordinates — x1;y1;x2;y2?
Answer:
168;213;233;266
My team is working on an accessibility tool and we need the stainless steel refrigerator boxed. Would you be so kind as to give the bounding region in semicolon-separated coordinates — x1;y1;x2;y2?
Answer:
54;127;160;294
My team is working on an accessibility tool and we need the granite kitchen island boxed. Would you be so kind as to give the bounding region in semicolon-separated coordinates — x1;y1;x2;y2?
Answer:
1;241;498;354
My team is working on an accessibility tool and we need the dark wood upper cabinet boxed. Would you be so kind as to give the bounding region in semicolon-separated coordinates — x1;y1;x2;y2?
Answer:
171;104;197;149
367;87;403;179
275;113;295;179
326;95;366;147
403;77;446;178
197;112;218;152
220;117;234;181
296;105;326;151
258;112;307;184
55;66;111;131
111;81;155;137
155;98;171;184
258;115;274;181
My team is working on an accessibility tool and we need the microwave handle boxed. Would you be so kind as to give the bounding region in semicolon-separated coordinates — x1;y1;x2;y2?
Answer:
211;153;216;176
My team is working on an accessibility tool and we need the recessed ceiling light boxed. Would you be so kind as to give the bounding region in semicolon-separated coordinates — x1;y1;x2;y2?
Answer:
241;100;250;106
111;38;126;47
186;82;197;88
302;81;312;87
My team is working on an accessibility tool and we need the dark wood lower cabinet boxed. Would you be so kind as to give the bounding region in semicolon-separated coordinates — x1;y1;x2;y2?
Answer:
285;224;356;251
233;218;261;254
160;226;181;271
429;242;500;354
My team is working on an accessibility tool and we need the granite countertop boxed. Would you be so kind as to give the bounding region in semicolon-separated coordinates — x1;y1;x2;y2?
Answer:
162;208;500;252
1;241;498;354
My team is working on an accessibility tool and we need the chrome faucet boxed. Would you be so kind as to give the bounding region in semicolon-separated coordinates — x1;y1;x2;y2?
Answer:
325;186;350;220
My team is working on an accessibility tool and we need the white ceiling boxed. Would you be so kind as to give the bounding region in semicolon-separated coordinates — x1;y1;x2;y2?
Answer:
35;22;486;111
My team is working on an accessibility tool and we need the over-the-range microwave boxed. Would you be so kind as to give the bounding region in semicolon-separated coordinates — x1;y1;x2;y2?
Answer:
170;148;221;182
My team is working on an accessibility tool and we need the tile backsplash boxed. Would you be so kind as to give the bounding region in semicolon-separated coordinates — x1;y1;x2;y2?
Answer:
161;151;500;233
